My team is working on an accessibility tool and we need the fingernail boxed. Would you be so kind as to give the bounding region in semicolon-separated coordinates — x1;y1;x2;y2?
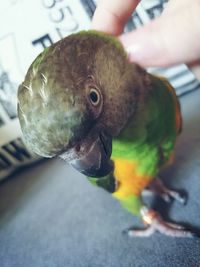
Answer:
125;43;145;62
119;35;155;64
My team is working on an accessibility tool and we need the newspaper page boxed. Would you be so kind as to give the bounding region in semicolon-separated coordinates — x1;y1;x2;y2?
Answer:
0;0;199;181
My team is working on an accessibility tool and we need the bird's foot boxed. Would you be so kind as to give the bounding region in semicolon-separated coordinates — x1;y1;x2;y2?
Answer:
126;207;196;238
143;178;186;204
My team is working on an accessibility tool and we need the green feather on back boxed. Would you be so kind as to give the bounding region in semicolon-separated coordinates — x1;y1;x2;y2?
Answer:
112;74;180;177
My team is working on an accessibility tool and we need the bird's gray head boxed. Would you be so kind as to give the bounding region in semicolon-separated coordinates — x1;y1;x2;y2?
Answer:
18;31;143;177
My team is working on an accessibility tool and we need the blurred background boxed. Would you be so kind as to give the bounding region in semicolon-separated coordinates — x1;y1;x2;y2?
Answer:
0;1;200;267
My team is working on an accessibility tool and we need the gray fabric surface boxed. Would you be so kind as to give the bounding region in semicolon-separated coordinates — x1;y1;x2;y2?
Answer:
0;90;200;267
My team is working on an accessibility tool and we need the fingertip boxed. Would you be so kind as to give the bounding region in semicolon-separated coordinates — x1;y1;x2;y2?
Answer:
119;19;176;67
120;7;200;68
91;7;123;35
91;0;140;35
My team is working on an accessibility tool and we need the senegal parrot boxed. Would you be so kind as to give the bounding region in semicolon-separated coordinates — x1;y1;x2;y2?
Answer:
17;30;196;237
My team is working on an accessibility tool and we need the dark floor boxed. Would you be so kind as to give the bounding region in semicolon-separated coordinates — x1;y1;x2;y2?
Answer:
0;90;200;267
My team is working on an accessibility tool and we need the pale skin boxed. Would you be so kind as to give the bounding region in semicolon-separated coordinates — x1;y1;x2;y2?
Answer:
92;0;200;80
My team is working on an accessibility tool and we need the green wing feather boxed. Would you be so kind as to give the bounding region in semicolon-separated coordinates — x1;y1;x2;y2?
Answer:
112;74;180;177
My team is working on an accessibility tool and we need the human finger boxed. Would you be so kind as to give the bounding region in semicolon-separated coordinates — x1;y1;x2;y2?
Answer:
92;0;140;35
120;3;200;67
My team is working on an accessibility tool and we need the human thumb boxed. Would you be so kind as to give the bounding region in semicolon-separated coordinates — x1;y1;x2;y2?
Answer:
119;4;200;68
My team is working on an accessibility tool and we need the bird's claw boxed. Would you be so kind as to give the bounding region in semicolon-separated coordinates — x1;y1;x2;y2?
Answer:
146;178;187;204
166;190;186;204
127;208;197;238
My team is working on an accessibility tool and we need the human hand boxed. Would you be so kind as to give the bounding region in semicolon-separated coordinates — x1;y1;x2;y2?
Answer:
92;0;200;80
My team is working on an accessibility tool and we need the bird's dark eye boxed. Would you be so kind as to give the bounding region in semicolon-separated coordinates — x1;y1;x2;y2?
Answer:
89;89;100;106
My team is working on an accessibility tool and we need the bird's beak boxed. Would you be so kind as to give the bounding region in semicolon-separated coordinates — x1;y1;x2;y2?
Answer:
70;132;113;177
